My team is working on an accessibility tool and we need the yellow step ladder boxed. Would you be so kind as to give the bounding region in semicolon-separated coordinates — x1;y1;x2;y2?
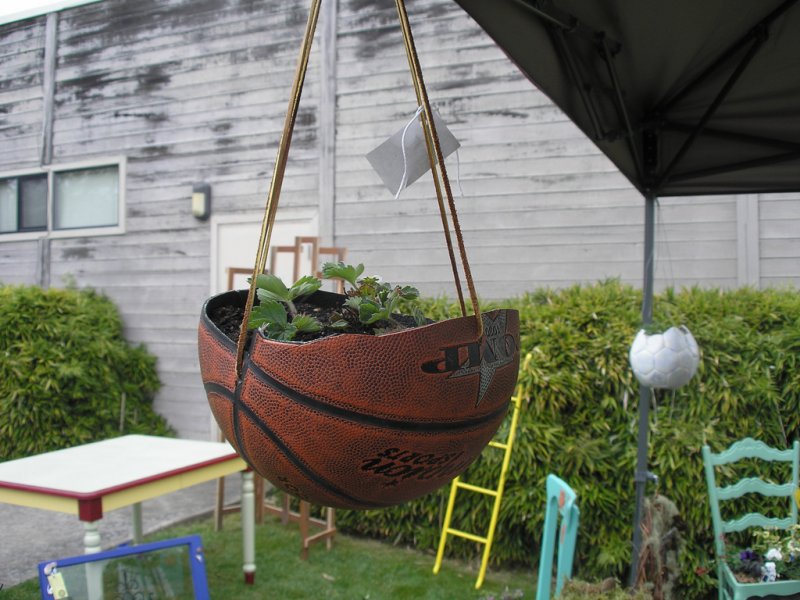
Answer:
432;353;530;589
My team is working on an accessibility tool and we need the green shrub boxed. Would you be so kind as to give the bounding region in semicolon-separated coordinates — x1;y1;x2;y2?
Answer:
336;280;800;600
0;284;173;460
560;579;653;599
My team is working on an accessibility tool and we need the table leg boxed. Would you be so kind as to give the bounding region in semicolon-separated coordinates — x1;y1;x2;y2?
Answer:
83;521;104;600
241;470;256;584
83;520;102;554
214;476;225;531
132;502;143;544
326;507;335;550
300;501;310;560
255;476;264;524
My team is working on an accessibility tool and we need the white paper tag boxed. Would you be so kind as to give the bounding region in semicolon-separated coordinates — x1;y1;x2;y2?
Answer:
366;108;460;196
46;571;69;599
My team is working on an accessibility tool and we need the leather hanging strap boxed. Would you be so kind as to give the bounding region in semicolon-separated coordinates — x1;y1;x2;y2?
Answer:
393;0;481;334
235;0;322;374
236;0;482;376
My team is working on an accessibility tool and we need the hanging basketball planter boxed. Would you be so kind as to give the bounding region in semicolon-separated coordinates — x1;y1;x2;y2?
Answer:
198;0;520;510
628;326;700;390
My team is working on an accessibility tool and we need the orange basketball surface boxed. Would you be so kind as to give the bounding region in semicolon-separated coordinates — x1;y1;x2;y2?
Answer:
199;290;520;509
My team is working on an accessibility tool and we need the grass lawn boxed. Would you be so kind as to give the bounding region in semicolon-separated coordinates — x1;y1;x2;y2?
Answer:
5;511;533;599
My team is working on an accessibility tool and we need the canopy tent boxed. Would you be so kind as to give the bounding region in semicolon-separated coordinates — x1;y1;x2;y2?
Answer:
452;0;800;584
453;0;800;197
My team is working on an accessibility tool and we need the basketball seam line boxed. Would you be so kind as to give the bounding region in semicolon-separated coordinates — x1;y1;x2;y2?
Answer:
246;360;510;433
204;381;387;509
231;375;255;469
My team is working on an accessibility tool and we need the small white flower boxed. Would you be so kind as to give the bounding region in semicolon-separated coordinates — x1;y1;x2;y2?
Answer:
766;548;783;562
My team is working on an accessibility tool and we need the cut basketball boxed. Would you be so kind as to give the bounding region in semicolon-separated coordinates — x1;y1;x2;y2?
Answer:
198;289;520;509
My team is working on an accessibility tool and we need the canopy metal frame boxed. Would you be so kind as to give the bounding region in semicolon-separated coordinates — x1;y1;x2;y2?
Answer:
514;0;798;196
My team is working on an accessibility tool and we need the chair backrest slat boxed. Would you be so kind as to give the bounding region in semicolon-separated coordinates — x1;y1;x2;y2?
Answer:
724;514;795;533
710;437;796;465
717;478;794;501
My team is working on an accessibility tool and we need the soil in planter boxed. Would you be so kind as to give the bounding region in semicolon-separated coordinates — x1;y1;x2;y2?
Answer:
210;300;424;344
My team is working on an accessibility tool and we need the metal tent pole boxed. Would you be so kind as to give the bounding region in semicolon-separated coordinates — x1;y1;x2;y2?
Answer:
628;193;656;587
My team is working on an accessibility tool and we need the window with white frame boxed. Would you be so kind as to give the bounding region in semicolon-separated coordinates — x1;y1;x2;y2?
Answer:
0;174;47;233
0;161;122;238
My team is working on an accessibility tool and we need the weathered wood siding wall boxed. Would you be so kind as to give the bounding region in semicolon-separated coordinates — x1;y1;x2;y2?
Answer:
0;0;322;439
0;18;45;172
0;239;40;286
333;0;768;298
759;193;800;288
0;0;797;438
0;18;47;285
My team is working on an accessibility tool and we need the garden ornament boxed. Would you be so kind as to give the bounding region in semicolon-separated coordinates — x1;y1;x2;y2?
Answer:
629;325;700;389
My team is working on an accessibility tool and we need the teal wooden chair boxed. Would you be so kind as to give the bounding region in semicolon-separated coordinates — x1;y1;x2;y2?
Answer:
537;474;580;600
703;437;800;600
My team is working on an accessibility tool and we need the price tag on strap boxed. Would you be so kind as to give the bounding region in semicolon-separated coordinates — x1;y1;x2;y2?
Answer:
366;108;460;197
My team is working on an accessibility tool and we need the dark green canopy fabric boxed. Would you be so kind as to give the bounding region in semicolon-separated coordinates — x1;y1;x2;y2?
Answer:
453;0;800;197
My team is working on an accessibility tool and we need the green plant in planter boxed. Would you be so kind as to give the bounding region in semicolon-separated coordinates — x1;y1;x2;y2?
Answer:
726;526;800;583
247;263;426;340
322;262;426;332
248;274;323;341
252;273;321;317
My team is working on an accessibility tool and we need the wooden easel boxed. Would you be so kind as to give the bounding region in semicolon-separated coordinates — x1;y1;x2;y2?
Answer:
262;493;337;559
269;235;347;293
215;238;345;558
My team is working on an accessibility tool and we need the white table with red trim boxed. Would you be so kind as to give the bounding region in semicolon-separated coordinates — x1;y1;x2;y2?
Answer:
0;434;257;584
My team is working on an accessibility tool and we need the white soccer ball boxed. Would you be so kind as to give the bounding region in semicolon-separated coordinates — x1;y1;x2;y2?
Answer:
629;326;700;389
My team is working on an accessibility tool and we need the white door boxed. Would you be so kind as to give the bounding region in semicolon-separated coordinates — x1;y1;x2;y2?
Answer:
210;208;319;294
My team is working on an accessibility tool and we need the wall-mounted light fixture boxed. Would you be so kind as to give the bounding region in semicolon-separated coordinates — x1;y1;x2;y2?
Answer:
191;183;211;220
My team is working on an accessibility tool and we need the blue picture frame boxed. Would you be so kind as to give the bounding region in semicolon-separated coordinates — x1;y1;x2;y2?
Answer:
37;534;210;600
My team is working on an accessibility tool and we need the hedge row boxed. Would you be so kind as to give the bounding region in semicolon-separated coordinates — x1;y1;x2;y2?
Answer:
336;280;800;600
0;285;173;461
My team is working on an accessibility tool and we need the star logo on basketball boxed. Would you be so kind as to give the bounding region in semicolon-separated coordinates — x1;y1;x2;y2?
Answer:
421;312;518;406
